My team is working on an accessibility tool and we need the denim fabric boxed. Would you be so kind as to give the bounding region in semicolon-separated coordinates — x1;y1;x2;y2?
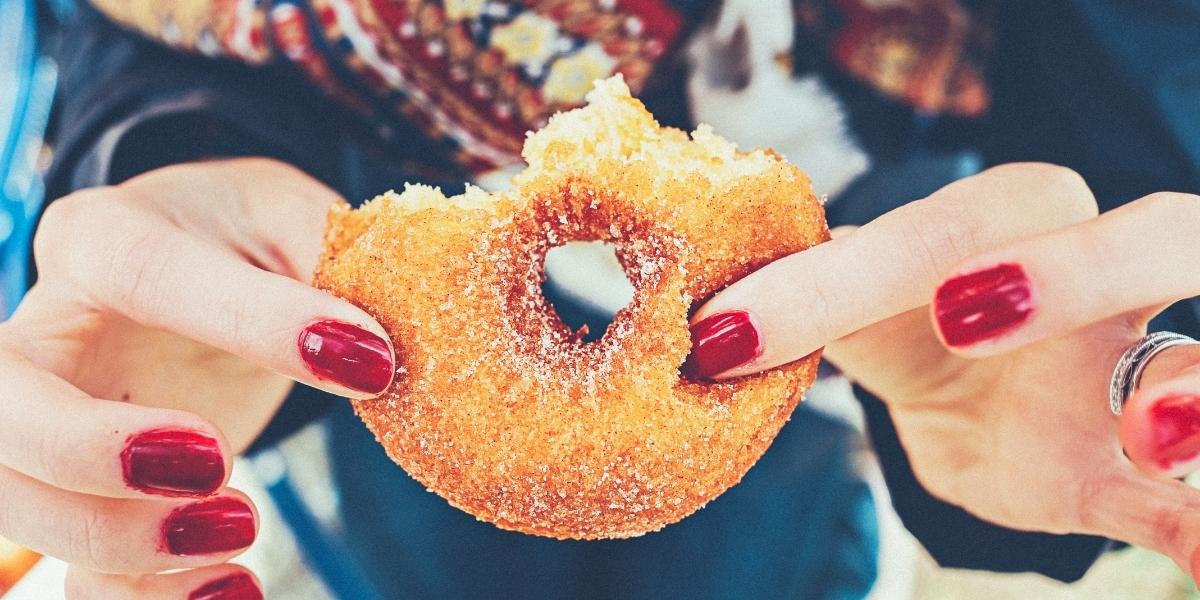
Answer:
328;398;877;600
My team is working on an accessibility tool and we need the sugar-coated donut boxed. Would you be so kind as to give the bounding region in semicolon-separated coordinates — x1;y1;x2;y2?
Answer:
314;77;829;539
0;538;38;592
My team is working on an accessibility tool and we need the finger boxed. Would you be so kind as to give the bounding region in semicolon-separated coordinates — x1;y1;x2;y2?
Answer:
0;467;257;574
35;190;396;399
118;158;337;282
929;192;1200;355
828;225;858;239
688;163;1099;379
0;351;231;499
823;306;951;392
66;564;262;600
1078;467;1200;583
1119;350;1200;477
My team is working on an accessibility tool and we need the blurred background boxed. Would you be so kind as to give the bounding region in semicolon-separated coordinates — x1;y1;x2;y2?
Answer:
3;0;1199;598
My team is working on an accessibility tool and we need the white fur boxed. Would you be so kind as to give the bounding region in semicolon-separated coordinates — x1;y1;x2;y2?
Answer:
519;0;872;315
687;0;870;199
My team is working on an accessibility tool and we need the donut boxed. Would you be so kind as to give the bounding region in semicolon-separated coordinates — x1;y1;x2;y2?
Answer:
0;538;38;592
314;77;829;539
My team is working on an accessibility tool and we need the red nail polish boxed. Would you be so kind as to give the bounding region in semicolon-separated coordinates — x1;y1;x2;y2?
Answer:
122;430;224;497
163;498;256;556
189;573;263;600
934;263;1034;347
1149;395;1200;470
298;320;394;394
682;311;762;379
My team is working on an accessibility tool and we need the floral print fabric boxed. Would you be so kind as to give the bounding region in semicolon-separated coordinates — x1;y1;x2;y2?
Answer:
87;0;991;174
89;0;684;174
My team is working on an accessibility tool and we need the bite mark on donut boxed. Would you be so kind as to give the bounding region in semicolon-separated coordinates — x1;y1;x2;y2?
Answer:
313;77;830;539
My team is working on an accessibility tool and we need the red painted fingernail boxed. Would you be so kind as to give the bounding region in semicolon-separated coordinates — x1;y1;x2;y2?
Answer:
122;430;224;497
298;320;394;394
163;498;256;556
190;573;263;600
682;311;762;379
934;263;1034;347
1148;394;1200;471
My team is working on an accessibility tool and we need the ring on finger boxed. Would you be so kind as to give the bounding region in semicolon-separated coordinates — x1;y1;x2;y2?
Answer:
1109;331;1200;415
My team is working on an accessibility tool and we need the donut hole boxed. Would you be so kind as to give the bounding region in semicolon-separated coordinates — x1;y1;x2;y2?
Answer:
542;241;636;343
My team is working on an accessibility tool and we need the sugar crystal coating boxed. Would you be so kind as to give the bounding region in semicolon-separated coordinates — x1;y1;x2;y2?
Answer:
314;76;829;539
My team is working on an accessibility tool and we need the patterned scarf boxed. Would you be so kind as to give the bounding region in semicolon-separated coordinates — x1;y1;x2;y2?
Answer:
88;0;991;177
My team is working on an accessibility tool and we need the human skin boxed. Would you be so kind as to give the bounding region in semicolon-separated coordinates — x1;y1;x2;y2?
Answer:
0;158;393;599
6;157;1195;596
693;162;1200;584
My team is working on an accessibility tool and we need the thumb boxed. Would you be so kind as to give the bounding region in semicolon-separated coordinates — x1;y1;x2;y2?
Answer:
1119;347;1200;478
1078;467;1200;585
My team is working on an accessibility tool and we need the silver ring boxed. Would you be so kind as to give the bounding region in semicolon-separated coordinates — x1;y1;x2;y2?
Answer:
1109;331;1199;415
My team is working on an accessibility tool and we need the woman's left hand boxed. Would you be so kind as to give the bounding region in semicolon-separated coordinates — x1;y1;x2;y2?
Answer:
690;162;1200;582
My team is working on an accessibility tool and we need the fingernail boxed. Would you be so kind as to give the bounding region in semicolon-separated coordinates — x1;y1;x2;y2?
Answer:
934;263;1034;347
163;497;256;556
190;573;263;600
298;320;394;394
122;430;224;497
1148;394;1200;470
682;311;762;379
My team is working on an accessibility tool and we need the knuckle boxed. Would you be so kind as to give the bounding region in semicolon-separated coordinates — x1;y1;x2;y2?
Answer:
37;195;78;236
223;157;312;193
218;287;259;350
240;156;303;176
800;277;844;343
898;199;981;280
31;423;83;492
1150;506;1186;551
33;191;108;265
1074;472;1108;532
775;251;853;343
1029;162;1086;189
34;190;158;293
1138;191;1200;224
101;227;174;310
68;507;119;572
991;162;1082;189
989;163;1099;221
40;190;105;230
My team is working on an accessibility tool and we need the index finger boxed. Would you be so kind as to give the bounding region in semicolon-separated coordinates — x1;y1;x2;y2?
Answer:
687;163;1099;380
34;187;395;399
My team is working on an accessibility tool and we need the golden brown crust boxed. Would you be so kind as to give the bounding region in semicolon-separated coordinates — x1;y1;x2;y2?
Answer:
0;540;38;592
314;77;828;539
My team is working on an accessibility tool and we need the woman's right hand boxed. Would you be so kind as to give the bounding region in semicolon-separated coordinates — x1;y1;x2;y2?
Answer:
0;158;396;599
690;163;1200;582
